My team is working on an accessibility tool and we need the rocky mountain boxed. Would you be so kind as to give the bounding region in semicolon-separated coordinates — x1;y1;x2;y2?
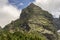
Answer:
0;3;58;40
53;17;60;30
53;17;60;40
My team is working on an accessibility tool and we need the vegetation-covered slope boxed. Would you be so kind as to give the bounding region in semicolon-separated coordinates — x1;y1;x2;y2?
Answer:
0;3;58;40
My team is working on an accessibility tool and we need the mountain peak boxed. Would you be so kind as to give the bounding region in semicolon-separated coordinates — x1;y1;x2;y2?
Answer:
3;3;58;40
29;3;36;7
26;3;42;10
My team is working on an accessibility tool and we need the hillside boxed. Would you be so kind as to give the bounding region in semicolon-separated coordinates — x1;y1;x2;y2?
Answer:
0;3;58;40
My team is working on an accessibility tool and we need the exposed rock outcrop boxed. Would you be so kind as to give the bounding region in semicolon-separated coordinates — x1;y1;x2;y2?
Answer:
1;3;58;40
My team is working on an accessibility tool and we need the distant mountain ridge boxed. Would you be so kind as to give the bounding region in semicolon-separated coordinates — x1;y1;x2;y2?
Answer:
0;3;58;40
53;17;60;30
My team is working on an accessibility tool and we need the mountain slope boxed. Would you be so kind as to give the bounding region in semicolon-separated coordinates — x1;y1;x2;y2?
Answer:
53;17;60;30
1;3;58;40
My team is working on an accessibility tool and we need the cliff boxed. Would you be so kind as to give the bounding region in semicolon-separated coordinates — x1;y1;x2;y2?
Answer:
0;3;58;40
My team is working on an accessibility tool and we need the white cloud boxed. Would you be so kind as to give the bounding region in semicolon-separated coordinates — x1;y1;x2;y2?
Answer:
0;0;8;6
2;5;21;20
34;0;60;18
57;30;60;32
0;0;21;28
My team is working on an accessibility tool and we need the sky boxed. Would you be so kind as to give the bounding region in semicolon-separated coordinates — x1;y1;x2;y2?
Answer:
8;0;35;9
0;0;60;28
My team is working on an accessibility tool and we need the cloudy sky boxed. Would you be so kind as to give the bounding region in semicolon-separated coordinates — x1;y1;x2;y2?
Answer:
0;0;60;28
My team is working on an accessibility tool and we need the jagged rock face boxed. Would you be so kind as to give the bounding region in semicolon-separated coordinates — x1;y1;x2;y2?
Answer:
0;26;2;31
4;3;58;40
0;26;2;29
19;3;58;40
53;18;60;30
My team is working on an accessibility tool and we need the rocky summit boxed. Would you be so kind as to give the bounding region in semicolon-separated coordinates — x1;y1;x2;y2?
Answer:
0;3;58;40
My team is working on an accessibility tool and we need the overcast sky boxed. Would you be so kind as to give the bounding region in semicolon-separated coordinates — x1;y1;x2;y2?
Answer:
0;0;60;28
0;0;21;28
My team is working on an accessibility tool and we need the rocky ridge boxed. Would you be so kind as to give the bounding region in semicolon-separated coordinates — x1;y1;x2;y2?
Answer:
0;3;58;40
